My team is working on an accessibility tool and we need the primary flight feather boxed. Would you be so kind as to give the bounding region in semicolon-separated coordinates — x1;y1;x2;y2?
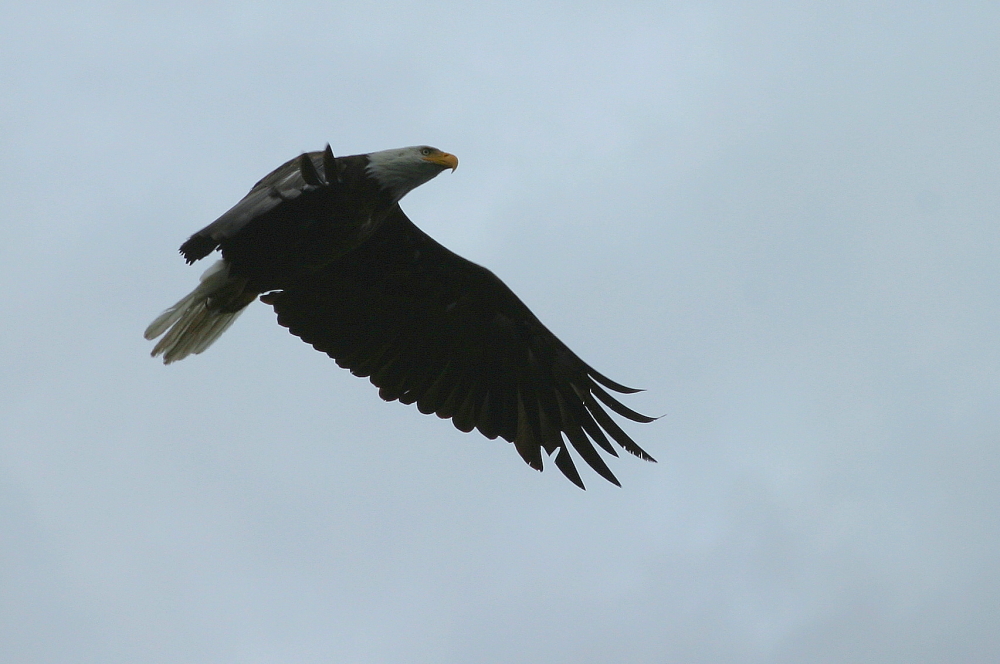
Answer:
145;144;655;488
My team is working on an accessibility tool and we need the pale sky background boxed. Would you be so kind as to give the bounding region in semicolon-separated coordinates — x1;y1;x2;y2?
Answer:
2;2;999;663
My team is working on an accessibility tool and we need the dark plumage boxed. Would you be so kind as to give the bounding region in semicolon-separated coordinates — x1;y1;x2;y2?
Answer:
146;145;655;488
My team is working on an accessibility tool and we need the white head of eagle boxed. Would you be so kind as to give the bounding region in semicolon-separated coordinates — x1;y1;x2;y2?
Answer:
366;145;459;204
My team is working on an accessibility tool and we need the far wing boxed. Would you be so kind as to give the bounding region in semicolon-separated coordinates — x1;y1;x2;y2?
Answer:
179;146;340;264
266;205;655;488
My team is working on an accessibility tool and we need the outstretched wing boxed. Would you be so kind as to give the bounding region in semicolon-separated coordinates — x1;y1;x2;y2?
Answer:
265;205;655;488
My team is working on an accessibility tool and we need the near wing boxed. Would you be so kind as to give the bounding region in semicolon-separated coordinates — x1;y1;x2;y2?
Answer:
265;205;656;488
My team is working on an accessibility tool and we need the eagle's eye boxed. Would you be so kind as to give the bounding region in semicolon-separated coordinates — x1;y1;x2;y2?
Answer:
420;147;433;156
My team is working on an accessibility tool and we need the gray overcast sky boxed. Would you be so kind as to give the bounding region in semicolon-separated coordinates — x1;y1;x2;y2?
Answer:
2;2;999;662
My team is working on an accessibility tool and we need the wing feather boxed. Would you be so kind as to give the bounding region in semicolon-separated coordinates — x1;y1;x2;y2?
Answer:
179;152;324;263
268;206;654;487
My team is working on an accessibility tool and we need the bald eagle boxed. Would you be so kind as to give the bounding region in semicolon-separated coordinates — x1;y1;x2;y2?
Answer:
145;145;654;488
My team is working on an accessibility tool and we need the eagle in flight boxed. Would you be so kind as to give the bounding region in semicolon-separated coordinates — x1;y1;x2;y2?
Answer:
145;145;655;488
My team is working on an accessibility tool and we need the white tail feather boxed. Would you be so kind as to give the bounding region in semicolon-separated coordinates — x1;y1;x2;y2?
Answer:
145;260;248;364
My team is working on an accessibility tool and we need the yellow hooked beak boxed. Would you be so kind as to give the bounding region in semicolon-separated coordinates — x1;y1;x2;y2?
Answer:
422;150;459;172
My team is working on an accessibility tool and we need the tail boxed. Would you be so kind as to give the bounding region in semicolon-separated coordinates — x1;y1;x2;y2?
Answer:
144;260;256;364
